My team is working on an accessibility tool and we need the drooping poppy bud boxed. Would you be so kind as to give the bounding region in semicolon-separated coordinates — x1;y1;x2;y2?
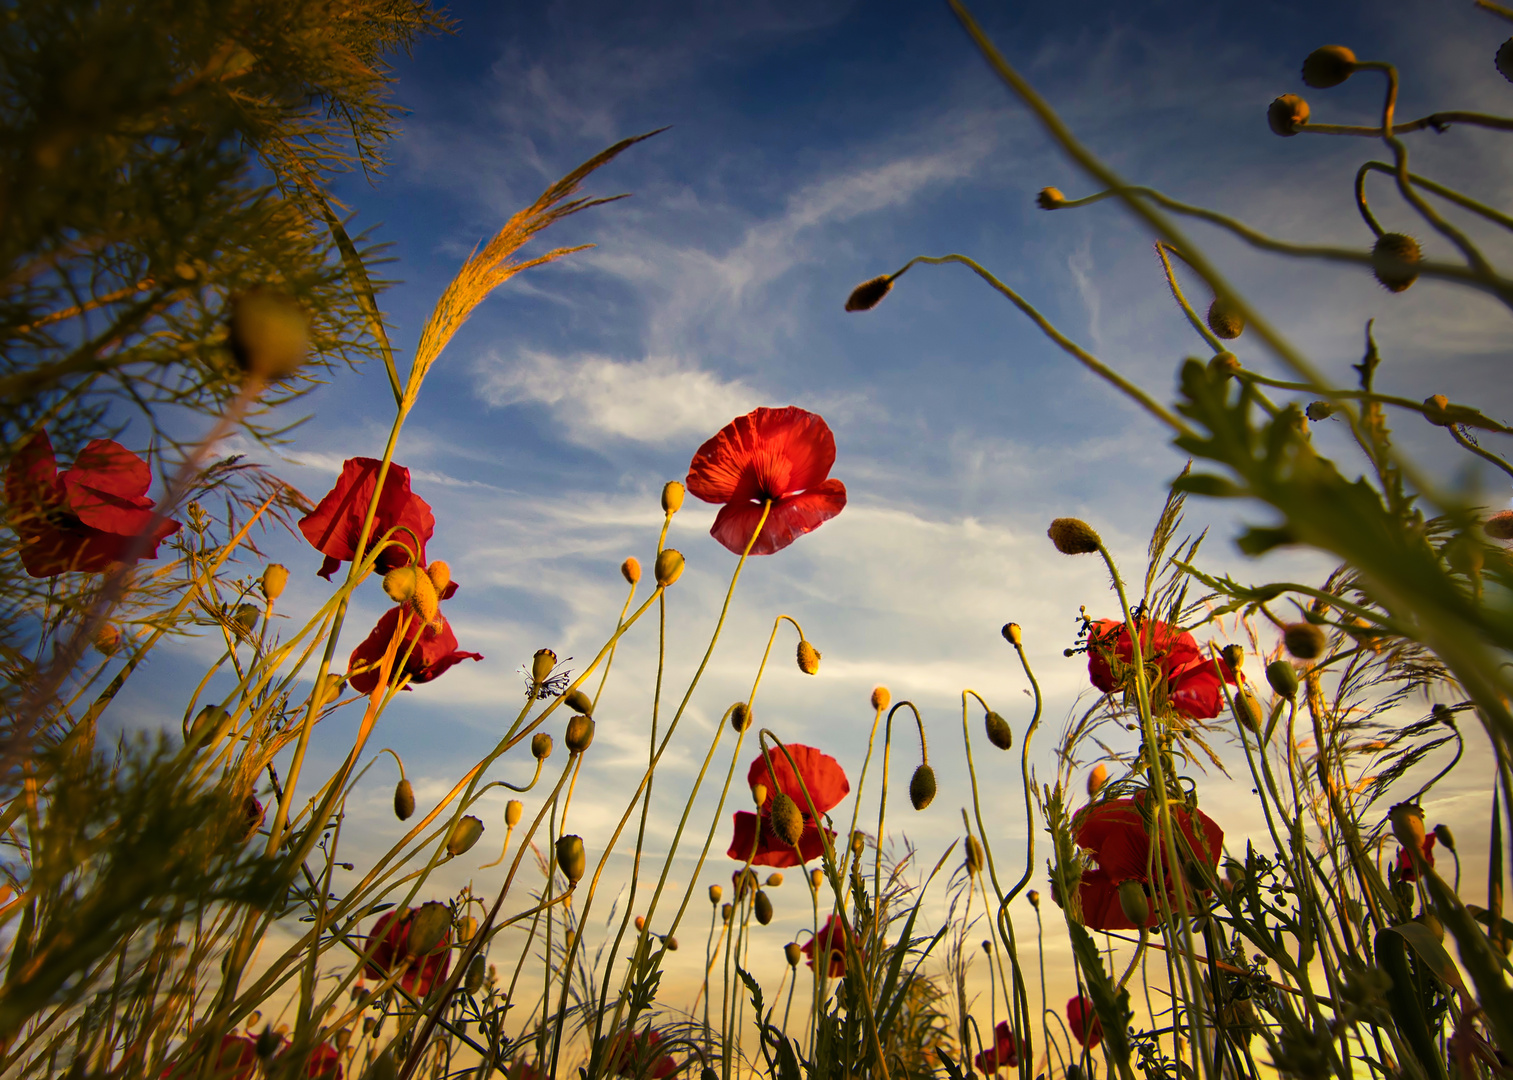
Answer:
1306;401;1337;421
1434;823;1456;852
655;549;684;587
447;816;484;856
1087;764;1108;797
1027;889;1040;908
1117;880;1150;925
722;902;733;923
563;688;593;715
261;563;289;601
1232;690;1263;734
634;915;646;931
556;835;586;883
1282;622;1326;660
810;868;823;890
754;890;773;925
1208;352;1241;379
1037;187;1066;209
664;935;679;950
565;715;595;753
731;702;752;731
316;672;344;708
770;793;805;847
229;289;309;381
506;799;523;827
1265;659;1298;700
1268;94;1310;136
1390;803;1427;853
965;834;985;874
661;481;685;514
709;884;723;904
871;686;890;710
464;955;486;994
1047;517;1101;554
189;703;230;749
784;942;801;966
621;557;641;584
532;649;557;685
1499;38;1513;83
233;603;260;633
407;902;452;957
796;640;821;675
909;764;937;810
394;779;415;821
1206;297;1245;340
95;622;122;656
766;872;784;887
383;566;417;603
985;711;1013;750
531;733;553;760
458;916;478;942
1372;233;1421;293
845;275;893;312
1302;45;1357;88
1422;394;1454;427
1002;622;1022;646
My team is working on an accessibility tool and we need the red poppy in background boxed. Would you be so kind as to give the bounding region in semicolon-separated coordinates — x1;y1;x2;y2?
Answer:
1396;833;1436;883
364;908;452;998
975;1021;1019;1073
347;603;482;694
1073;795;1223;931
161;1034;259;1080
685;406;847;556
299;457;435;579
1067;996;1103;1049
5;430;179;577
727;744;849;867
801;914;856;978
1086;618;1235;720
608;1027;677;1079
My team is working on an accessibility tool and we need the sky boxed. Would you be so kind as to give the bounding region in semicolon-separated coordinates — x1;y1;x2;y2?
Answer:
100;0;1513;1067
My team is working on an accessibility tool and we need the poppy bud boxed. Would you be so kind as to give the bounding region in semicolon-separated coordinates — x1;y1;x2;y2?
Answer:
734;868;758;898
426;560;451;596
709;884;723;904
1265;659;1298;700
383;566;417;603
770;793;805;847
851;831;867;857
663;935;679;950
1002;622;1022;646
1306;401;1336;421
464;955;486;994
766;872;784;887
240;794;265;842
1422;394;1453;427
661;481;685;514
1232;690;1263;734
316;672;344;708
1206;297;1245;340
784;942;801;966
233;603;260;633
909;764;937;810
871;686;890;711
752;783;769;807
797;640;821;675
1037;186;1066;209
1220;644;1244;672
1047;517;1102;555
229;289;309;381
532;649;557;685
621;557;641;584
731;702;752;731
965;834;985;874
845;275;893;312
1500;38;1513;83
635;915;646;932
985;711;1014;750
754;890;773;925
447;816;484;856
1372;233;1421;293
1390;802;1427;853
95;622;122;656
1434;823;1456;852
403;902;450;958
722;903;733;923
409;568;439;624
565;714;595;753
394;779;415;821
531;732;553;760
506;799;523;827
255;1028;281;1059
1027;889;1040;908
563;688;593;715
1087;764;1108;797
1282;622;1326;660
1208;351;1241;379
458;915;478;942
556;835;586;883
655;548;684;587
1268;94;1310;136
1416;912;1445;942
189;703;230;749
261;563;289;601
1117;880;1150;925
810;868;823;891
1302;45;1357;88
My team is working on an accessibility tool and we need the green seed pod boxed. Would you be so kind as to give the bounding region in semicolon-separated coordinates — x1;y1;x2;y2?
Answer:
407;902;452;957
1372;233;1422;293
446;816;484;857
394;779;415;821
796;640;821;675
730;702;752;732
770;793;805;847
1283;622;1327;660
1047;517;1101;555
1232;691;1264;735
909;764;936;811
1265;659;1299;700
1001;622;1022;646
229;289;309;380
1302;45;1357;88
754;890;773;926
556;834;586;883
1220;644;1244;672
766;872;784;887
1390;802;1427;853
845;275;893;312
261;563;289;601
563;688;593;715
531;732;554;760
565;714;595;754
1206;297;1245;340
1117;880;1150;925
531;649;557;685
189;704;230;749
965;834;984;874
784;942;802;966
1433;823;1456;853
985;710;1013;750
233;603;261;633
1208;351;1241;379
722;903;734;923
654;548;684;587
464;955;486;995
1268;94;1310;136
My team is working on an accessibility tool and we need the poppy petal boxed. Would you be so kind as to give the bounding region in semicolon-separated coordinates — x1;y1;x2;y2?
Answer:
746;744;851;817
709;480;846;556
726;811;831;867
68;440;152;500
300;459;434;579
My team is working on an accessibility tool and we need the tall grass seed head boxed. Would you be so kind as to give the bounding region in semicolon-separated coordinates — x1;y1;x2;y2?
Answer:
709;884;723;904
871;685;890;710
1302;45;1357;88
1499;38;1513;83
564;688;593;715
845;275;893;311
797;639;821;675
1372;233;1422;292
1268;94;1310;136
261;563;289;601
447;816;484;856
383;566;417;604
785;941;801;966
771;792;805;847
394;779;415;821
654;548;684;587
621;556;641;584
1037;186;1066;209
661;480;685;514
985;710;1013;750
1117;880;1150;925
1087;763;1108;797
407;902;451;957
1283;622;1327;660
909;764;937;810
531;732;554;760
754;890;773;925
532;649;557;685
1002;622;1022;646
565;714;595;753
766;872;784;887
1048;517;1102;554
1265;658;1299;700
965;834;985;874
426;560;450;595
229;289;309;381
731;701;752;731
506;799;523;827
1206;297;1245;340
1389;802;1427;852
95;622;122;656
556;834;586;883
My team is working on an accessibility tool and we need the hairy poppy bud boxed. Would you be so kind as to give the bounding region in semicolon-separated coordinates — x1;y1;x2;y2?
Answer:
1220;644;1244;672
447;816;484;856
1232;690;1263;735
1208;351;1242;379
1422;394;1453;427
409;568;439;623
1282;622;1326;660
1265;659;1298;700
1117;880;1150;925
731;702;752;731
1048;517;1101;555
95;622;122;656
709;884;723;904
556;835;586;883
189;703;230;749
965;834;985;874
261;563;289;601
752;783;769;807
464;955;486;994
810;868;823;891
531;733;553;760
851;831;867;857
407;902;452;957
1002;622;1022;646
722;902;733;923
1087;764;1108;797
985;711;1014;750
394;779;415;821
1206;297;1245;340
229;289;309;380
426;560;451;596
1306;401;1336;422
1302;45;1356;88
1433;823;1456;852
784;942;802;966
661;481;685;514
1500;38;1513;83
766;872;784;887
796;640;821;675
565;714;595;753
316;672;344;708
909;764;937;810
1268;94;1310;136
233;603;260;633
1027;889;1040;909
532;649;557;685
845;275;893;312
621;557;641;584
1372;233;1421;293
655;549;684;587
1486;511;1513;541
564;688;593;715
770;793;805;847
505;799;523;827
1037;186;1065;209
754;890;773;925
1390;802;1427;853
383;566;417;604
871;686;890;711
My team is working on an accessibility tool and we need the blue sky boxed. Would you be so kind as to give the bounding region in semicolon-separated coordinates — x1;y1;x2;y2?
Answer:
111;0;1513;1055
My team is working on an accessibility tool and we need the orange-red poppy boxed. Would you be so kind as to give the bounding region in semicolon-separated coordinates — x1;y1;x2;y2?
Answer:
1073;795;1223;930
975;1021;1019;1073
1395;833;1436;882
364;907;452;999
347;602;481;694
608;1027;677;1079
727;745;849;867
801;914;856;978
1067;996;1103;1048
299;458;434;580
1086;618;1234;720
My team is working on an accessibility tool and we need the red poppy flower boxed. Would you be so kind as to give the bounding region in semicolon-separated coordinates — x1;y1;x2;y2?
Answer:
347;601;481;694
1395;833;1436;883
1073;795;1223;931
302;1045;343;1080
364;907;453;999
685;406;847;556
161;1034;259;1080
727;745;850;867
299;458;435;580
975;1021;1020;1073
608;1027;677;1079
727;810;834;867
1067;996;1103;1048
801;914;856;978
5;430;180;577
1086;619;1235;720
